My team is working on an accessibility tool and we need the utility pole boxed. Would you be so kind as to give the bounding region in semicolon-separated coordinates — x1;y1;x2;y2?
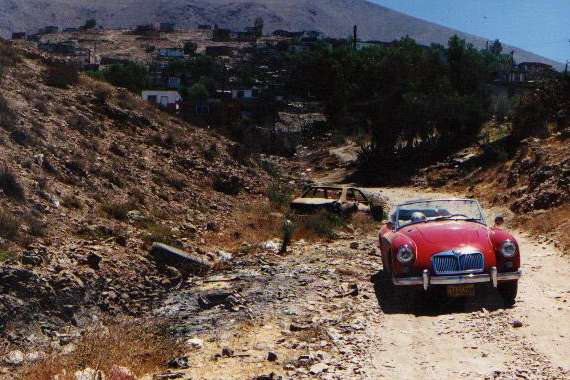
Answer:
353;25;357;50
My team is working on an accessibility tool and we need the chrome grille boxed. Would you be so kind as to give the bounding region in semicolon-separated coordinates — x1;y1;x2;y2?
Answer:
432;251;484;275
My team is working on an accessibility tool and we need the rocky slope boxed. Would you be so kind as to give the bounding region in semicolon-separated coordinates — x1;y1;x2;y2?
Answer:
417;132;570;251
0;0;562;68
0;41;270;349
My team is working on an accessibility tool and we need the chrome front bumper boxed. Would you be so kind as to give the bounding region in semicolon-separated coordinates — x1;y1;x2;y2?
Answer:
392;267;522;291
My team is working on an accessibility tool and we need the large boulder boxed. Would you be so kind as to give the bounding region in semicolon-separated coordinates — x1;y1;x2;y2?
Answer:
150;243;211;273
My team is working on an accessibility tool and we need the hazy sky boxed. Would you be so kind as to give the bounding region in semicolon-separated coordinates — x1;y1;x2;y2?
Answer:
371;0;570;63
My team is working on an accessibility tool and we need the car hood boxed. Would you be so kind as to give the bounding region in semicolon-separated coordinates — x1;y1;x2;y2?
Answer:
291;198;336;206
399;221;492;253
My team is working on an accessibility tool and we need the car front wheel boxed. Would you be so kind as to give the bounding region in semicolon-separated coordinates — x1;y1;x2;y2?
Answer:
498;281;518;306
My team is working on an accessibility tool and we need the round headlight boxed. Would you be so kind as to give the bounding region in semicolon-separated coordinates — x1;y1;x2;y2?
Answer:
396;245;415;264
500;240;517;258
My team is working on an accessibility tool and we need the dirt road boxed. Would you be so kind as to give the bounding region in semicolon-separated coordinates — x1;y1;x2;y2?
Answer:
152;187;570;380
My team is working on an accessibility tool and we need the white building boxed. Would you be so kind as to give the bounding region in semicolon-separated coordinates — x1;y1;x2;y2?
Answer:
141;90;182;109
231;88;261;100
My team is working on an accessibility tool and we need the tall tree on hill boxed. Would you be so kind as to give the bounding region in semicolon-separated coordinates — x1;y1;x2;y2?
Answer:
254;17;264;38
490;39;503;55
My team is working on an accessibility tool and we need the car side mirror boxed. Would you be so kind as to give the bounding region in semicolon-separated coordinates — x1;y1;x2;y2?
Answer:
494;214;505;226
385;221;395;230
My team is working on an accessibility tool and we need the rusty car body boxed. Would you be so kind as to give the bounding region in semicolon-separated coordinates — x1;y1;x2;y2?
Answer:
290;185;384;220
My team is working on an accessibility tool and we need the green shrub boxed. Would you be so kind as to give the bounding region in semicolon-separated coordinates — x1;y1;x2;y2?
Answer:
28;217;47;237
299;211;344;239
45;63;80;89
0;250;15;262
0;165;25;200
267;182;293;209
0;210;20;240
0;94;16;131
259;159;280;177
213;175;242;195
144;223;179;247
102;200;135;221
62;194;83;209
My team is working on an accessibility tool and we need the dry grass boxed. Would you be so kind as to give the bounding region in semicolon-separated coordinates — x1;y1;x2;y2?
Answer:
206;201;380;251
23;319;183;380
204;202;283;250
512;204;570;252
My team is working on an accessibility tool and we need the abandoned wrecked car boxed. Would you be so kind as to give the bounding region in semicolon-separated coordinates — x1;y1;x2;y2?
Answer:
378;198;522;305
290;186;384;220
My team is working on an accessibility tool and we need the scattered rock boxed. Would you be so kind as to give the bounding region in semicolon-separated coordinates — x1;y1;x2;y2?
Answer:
74;367;105;380
25;351;46;363
290;322;312;332
206;221;220;232
309;363;328;375
150;243;212;272
198;290;233;309
253;373;282;380
167;356;190;369
512;319;523;328
153;372;184;380
127;210;145;223
185;337;204;350
349;242;359;250
267;351;278;362
86;252;102;270
222;347;234;357
3;350;24;366
21;249;44;266
109;365;136;380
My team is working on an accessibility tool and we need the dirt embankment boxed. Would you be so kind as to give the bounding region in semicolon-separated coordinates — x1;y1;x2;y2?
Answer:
0;41;271;350
417;133;570;252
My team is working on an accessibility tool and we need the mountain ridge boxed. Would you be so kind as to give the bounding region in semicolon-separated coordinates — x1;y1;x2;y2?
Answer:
0;0;562;69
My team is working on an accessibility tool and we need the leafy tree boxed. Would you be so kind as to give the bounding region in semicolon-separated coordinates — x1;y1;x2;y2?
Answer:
83;19;97;30
187;83;209;102
254;17;264;38
184;41;198;55
490;39;503;55
101;62;148;92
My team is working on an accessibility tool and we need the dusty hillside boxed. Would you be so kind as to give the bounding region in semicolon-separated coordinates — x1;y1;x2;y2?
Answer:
0;41;270;344
419;133;570;251
0;0;561;68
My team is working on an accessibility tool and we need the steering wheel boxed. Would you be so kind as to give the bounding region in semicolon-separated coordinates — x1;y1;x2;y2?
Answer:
446;213;470;219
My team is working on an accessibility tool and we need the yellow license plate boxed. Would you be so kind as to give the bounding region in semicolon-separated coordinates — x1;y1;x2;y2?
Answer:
447;285;475;297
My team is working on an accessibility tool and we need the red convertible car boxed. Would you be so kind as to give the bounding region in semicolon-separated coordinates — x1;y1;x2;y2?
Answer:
379;198;522;305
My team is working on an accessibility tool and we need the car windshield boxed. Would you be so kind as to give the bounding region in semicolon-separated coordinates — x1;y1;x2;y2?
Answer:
395;199;485;228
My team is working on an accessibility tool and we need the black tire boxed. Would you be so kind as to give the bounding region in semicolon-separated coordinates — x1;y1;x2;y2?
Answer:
498;281;518;306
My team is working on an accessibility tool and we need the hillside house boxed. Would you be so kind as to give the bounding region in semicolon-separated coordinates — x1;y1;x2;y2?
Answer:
142;90;182;110
231;88;261;100
39;40;80;54
518;62;556;82
160;23;176;32
158;48;185;59
40;26;59;34
11;32;26;40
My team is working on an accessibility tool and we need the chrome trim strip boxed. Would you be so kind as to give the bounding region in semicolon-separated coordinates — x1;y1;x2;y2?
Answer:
392;270;522;288
422;269;429;291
